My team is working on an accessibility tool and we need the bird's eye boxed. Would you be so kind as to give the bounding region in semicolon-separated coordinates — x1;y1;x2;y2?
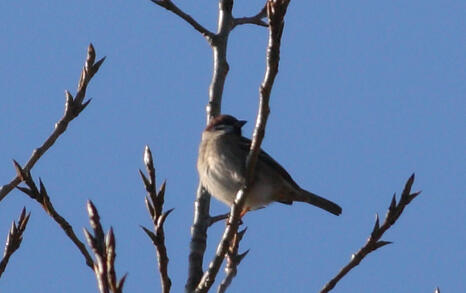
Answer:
214;124;236;133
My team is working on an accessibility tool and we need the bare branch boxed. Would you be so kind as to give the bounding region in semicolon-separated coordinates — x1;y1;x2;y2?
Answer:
0;208;31;278
186;1;236;291
320;174;421;293
217;228;249;293
245;0;288;185
187;185;212;292
205;0;235;121
13;162;94;269
140;146;172;293
150;0;214;40
233;3;268;28
84;201;126;293
0;44;105;202
195;1;290;292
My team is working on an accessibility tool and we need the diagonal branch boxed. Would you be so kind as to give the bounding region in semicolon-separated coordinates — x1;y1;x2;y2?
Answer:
195;1;290;292
0;208;31;278
13;161;94;269
139;146;173;293
217;228;249;293
233;3;268;28
320;174;421;293
0;44;105;202
150;0;214;40
245;0;288;179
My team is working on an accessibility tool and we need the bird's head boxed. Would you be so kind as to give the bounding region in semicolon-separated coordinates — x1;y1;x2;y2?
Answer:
205;114;247;136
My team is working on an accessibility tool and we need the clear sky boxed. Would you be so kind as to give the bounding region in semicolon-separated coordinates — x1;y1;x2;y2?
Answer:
0;1;464;292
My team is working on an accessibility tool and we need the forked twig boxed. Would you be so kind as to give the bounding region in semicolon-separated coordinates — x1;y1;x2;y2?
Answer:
139;146;173;293
84;201;127;293
320;174;421;293
0;208;31;278
233;3;268;28
195;1;290;292
150;1;286;291
0;44;105;202
217;228;249;293
13;161;94;269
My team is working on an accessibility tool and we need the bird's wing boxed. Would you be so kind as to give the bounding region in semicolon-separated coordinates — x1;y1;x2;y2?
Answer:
238;136;301;190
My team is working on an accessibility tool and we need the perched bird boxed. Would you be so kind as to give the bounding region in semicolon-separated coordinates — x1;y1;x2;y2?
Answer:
197;114;342;216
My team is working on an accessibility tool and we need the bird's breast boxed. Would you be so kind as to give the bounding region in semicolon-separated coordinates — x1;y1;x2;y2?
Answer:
197;133;276;210
198;135;244;206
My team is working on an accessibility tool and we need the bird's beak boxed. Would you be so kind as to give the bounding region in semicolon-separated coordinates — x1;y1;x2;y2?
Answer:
237;120;247;128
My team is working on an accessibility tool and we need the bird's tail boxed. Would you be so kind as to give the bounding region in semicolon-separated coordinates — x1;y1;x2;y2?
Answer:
294;189;342;216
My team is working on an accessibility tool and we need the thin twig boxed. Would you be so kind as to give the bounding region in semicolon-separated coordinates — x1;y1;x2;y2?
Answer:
207;213;230;228
0;208;31;278
320;174;421;293
13;161;94;269
233;3;268;28
140;146;173;293
150;0;214;40
217;228;249;293
84;201;126;293
0;44;105;202
195;1;290;292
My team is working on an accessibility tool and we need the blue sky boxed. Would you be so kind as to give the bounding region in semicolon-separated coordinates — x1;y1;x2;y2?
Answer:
0;1;464;292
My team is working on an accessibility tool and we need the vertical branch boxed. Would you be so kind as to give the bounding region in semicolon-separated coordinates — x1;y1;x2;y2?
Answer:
195;1;290;292
187;185;212;292
84;201;126;293
140;146;173;293
187;1;234;292
205;0;234;121
150;1;271;291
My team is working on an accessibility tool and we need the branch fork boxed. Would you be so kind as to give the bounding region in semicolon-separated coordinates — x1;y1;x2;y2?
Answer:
194;1;290;292
13;160;94;269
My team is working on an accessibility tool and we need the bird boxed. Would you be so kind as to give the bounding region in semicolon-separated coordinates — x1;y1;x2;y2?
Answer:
197;114;342;217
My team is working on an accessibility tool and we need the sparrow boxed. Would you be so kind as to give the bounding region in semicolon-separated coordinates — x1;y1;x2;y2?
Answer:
197;114;342;216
